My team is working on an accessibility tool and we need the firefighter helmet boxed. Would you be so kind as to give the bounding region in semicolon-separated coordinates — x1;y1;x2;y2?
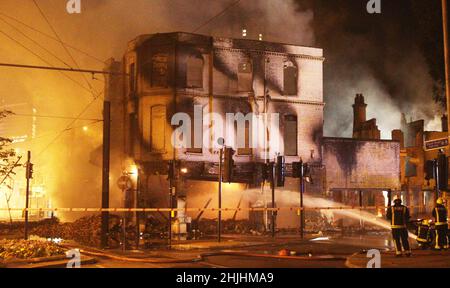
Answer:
393;196;402;204
422;219;429;225
437;198;444;205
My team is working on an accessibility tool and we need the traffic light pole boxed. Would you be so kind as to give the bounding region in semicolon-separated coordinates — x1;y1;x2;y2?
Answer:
218;148;223;243
135;169;140;249
24;151;31;240
299;170;305;240
300;161;305;239
101;101;111;249
270;162;276;238
168;160;174;248
434;159;440;201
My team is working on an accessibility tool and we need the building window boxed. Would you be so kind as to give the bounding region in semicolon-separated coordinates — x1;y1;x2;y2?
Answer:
283;61;297;95
238;60;253;92
186;107;203;154
237;121;252;155
284;115;298;156
186;56;204;88
151;105;166;152
129;63;136;95
152;54;168;88
128;114;136;156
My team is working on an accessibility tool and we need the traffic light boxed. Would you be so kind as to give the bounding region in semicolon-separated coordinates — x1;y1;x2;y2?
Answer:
261;163;269;181
437;153;448;191
167;161;174;182
223;147;235;183
276;156;285;187
292;162;302;178
26;163;34;179
302;163;312;183
425;160;435;181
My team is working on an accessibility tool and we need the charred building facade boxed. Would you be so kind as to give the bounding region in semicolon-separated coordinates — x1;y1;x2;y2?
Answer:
105;32;401;232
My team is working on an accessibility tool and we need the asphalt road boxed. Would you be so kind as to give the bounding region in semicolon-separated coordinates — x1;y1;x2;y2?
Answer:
82;235;393;268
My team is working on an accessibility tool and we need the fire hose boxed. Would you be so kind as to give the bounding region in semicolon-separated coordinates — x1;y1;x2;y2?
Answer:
62;242;347;264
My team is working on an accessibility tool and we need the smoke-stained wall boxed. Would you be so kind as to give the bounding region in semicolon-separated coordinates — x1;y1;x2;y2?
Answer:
323;137;401;190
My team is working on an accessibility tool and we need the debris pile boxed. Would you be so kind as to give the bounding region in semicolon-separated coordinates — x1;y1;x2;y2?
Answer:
305;213;335;233
0;239;65;260
30;214;121;248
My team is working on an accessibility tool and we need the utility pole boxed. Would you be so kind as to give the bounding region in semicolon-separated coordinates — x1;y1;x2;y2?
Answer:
218;147;223;243
24;151;32;240
100;101;111;249
442;0;450;134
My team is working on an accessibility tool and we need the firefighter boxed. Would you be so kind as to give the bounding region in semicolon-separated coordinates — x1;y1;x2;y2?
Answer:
432;198;448;250
416;219;432;249
386;197;411;257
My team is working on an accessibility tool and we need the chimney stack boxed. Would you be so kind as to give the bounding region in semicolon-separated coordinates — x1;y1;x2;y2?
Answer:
353;93;367;136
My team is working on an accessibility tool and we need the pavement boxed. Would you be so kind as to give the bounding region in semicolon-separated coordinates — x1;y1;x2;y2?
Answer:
62;234;389;268
2;254;97;268
5;233;450;268
346;249;450;268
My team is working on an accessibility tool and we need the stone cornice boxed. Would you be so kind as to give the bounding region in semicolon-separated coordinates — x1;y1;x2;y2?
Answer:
214;47;325;62
177;91;325;106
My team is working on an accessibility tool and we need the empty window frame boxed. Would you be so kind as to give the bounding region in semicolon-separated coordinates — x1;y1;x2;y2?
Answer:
152;54;169;88
236;121;252;156
283;61;297;95
129;63;136;95
284;115;298;156
186;56;204;88
186;108;203;154
238;60;253;92
151;105;166;152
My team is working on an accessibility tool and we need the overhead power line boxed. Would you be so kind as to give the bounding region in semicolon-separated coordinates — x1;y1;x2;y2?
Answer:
0;29;93;94
0;17;72;68
36;94;102;158
32;0;97;96
12;113;102;121
192;0;242;33
0;62;126;76
0;13;105;64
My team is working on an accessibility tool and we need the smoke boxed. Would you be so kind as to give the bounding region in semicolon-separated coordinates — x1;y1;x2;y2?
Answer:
0;0;444;220
0;0;315;220
293;0;446;138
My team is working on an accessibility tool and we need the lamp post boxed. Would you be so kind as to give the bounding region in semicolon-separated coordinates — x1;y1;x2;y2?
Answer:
442;0;450;135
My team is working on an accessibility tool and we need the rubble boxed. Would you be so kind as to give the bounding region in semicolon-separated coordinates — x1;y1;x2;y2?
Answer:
0;239;65;260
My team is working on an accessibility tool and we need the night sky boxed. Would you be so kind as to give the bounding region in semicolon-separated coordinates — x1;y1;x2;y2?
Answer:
292;0;448;137
0;0;448;139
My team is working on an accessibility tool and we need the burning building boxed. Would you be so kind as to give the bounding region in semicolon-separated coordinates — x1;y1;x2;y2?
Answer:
104;32;400;232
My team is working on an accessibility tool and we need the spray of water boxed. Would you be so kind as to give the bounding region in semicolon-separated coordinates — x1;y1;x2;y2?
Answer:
240;188;416;239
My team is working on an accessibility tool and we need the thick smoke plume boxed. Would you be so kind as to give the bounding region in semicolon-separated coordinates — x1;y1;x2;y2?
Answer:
0;0;444;219
294;0;446;137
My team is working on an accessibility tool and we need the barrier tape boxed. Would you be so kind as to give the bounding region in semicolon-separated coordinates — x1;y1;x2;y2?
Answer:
0;205;428;213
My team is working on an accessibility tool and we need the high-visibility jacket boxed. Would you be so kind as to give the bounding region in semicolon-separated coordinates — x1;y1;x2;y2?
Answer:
416;223;431;243
386;205;410;229
432;205;448;226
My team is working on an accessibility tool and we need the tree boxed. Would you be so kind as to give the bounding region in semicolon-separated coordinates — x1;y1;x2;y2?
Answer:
0;110;21;224
0;110;20;180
